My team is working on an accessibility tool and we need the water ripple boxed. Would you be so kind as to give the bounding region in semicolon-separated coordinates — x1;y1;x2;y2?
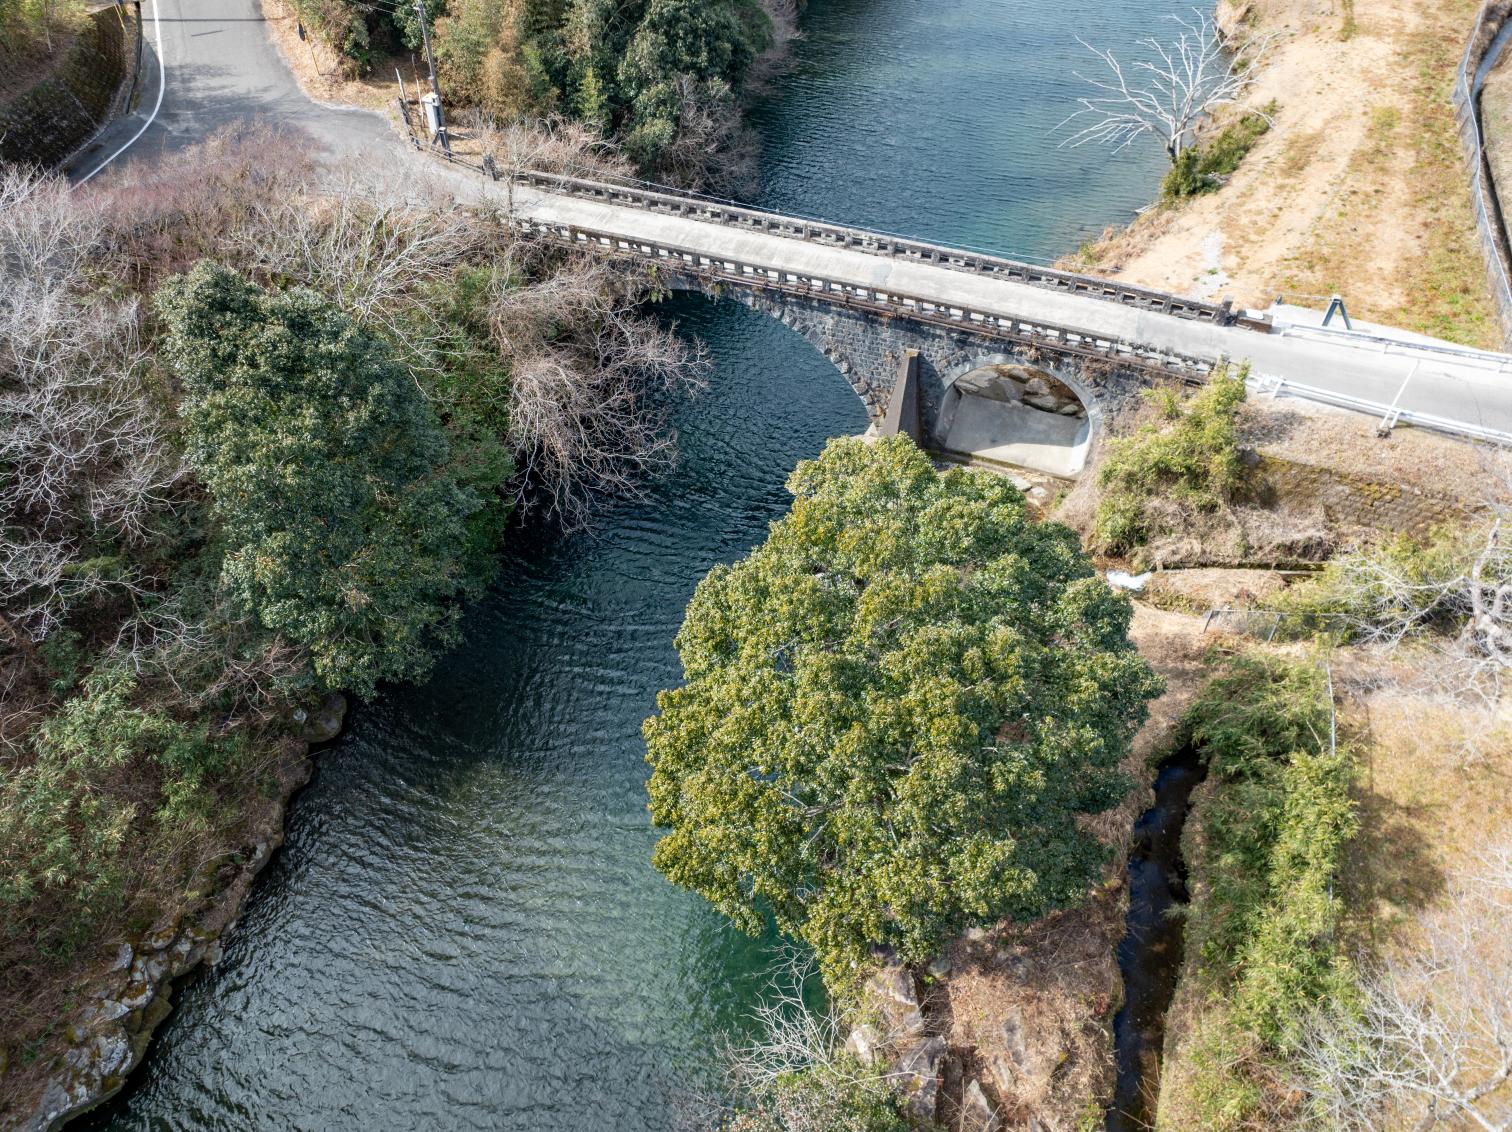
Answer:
85;0;1192;1124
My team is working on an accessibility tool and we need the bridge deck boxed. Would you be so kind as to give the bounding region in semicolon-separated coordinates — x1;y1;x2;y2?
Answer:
78;0;1512;445
479;175;1512;441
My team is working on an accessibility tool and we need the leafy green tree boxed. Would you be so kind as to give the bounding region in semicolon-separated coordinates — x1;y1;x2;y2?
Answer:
644;437;1162;983
619;0;768;132
156;263;478;696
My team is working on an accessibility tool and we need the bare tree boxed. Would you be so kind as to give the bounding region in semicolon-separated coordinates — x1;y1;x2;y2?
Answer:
1304;459;1512;720
1058;9;1278;163
683;950;904;1132
470;113;633;212
0;170;185;665
651;77;760;198
224;168;492;350
484;252;709;529
1301;842;1512;1131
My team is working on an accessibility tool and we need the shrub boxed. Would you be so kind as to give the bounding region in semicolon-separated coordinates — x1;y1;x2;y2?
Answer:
1161;104;1276;202
644;437;1162;986
1093;367;1249;557
0;667;241;955
1273;523;1488;643
1161;654;1358;1129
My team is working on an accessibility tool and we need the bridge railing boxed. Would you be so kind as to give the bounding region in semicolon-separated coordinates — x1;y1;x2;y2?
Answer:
524;214;1512;447
508;169;1248;328
513;213;1219;383
1253;373;1512;446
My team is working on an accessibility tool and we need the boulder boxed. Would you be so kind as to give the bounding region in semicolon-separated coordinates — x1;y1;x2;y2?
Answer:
865;965;925;1040
298;692;348;743
961;1079;1001;1132
1023;394;1064;413
1024;376;1051;396
845;1022;884;1067
893;1035;946;1122
989;1006;1066;1097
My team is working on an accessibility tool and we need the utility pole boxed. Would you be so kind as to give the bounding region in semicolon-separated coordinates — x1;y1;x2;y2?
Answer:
414;0;450;154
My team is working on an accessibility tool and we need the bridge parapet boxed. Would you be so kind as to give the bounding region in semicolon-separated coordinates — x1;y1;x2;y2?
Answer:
517;215;1219;385
511;171;1254;328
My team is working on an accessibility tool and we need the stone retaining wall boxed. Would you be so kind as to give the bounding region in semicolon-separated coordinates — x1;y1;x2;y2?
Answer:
1257;454;1473;541
691;282;1167;434
1;6;139;171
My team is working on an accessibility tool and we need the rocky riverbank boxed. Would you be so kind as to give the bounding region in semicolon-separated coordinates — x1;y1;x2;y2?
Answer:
14;697;346;1132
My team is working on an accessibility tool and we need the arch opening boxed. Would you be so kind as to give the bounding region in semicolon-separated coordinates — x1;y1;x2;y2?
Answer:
667;285;884;419
933;359;1097;478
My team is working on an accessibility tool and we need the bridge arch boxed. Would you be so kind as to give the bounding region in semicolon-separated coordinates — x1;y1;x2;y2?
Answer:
932;354;1102;478
659;275;1146;479
668;283;890;418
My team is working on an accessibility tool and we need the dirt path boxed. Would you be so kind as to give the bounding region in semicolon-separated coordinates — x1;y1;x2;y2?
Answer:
1069;0;1497;349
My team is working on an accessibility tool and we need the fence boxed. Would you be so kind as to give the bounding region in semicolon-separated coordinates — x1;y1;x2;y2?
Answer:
1201;608;1285;641
1454;1;1512;348
1251;372;1512;446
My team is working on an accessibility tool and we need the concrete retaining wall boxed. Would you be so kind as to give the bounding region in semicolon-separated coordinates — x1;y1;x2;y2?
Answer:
1258;455;1472;541
0;6;139;170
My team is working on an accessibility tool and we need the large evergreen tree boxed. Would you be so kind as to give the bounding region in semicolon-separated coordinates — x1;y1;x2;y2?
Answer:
644;437;1162;983
156;263;478;696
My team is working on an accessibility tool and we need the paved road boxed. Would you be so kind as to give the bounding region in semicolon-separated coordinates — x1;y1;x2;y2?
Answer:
66;0;392;181
70;0;1512;442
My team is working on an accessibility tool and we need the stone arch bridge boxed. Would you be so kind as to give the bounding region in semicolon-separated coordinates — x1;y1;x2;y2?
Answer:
492;170;1512;466
506;172;1246;475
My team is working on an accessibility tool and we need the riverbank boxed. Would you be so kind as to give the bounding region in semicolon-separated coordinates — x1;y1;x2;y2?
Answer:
0;129;703;1130
1067;0;1498;349
12;728;322;1131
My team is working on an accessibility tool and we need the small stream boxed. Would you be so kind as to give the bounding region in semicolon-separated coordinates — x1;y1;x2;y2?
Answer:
1105;747;1209;1132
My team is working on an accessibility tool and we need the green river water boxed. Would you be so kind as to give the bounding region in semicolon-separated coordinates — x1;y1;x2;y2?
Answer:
87;1;1190;1127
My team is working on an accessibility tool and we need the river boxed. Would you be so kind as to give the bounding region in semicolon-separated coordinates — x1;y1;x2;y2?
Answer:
85;1;1187;1128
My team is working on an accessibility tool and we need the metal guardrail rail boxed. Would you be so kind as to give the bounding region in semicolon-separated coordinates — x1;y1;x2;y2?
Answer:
513;215;1220;382
1253;373;1512;446
509;169;1250;327
1454;1;1512;347
1276;320;1512;371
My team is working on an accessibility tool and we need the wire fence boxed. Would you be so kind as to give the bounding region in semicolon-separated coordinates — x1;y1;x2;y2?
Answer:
1454;1;1512;349
1201;608;1285;641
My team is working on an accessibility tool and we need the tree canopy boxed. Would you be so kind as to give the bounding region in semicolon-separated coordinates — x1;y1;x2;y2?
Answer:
156;263;478;696
644;437;1162;982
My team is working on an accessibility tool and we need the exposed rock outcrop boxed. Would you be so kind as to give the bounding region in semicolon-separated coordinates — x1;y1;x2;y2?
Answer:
19;742;315;1131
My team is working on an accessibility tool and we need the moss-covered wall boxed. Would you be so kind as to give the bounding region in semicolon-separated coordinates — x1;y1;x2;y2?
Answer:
0;7;136;170
1257;454;1472;540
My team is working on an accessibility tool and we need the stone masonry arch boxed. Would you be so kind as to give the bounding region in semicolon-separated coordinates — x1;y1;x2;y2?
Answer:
662;277;1175;473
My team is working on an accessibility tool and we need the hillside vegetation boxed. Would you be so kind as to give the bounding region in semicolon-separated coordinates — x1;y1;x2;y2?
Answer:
0;128;703;1118
300;0;781;188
